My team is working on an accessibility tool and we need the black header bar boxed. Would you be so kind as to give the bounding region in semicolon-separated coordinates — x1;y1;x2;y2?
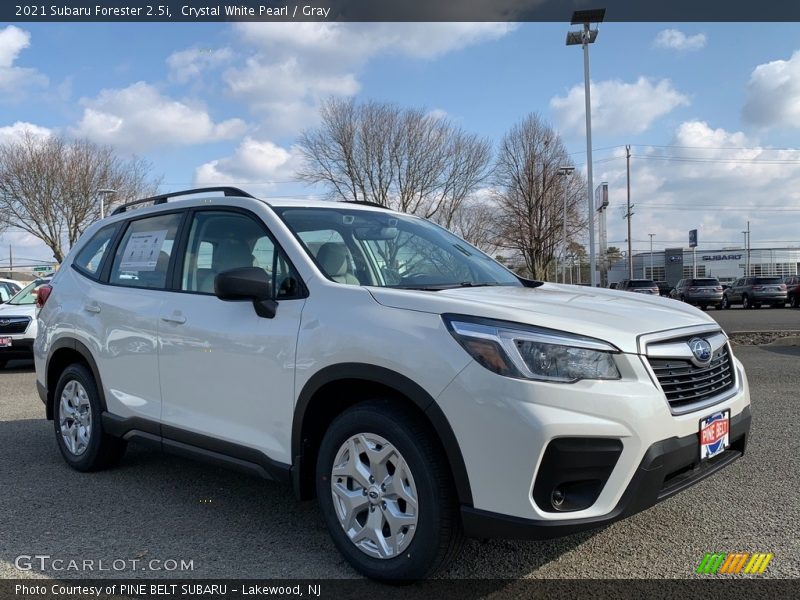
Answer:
4;1;800;23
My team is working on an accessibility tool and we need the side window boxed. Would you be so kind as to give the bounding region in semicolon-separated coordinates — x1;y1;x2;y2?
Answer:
0;285;9;302
109;213;182;289
181;211;302;299
73;223;119;278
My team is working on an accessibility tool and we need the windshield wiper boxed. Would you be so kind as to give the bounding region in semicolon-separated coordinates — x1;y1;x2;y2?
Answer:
392;282;501;291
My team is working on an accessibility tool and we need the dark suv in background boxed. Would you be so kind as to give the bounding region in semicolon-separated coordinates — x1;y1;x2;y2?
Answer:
617;279;659;295
784;275;800;308
721;276;787;309
670;278;724;310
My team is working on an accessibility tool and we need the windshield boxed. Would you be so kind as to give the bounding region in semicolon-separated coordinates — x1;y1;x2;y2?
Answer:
8;278;49;305
274;207;522;289
755;277;782;284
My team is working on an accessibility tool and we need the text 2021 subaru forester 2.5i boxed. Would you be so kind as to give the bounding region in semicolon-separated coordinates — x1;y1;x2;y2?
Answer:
35;187;751;581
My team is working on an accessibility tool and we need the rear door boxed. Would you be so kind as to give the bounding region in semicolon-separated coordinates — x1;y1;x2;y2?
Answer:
157;208;306;465
89;212;184;422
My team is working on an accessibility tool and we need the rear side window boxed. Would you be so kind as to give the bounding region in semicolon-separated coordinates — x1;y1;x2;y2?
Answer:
109;213;182;289
73;223;119;278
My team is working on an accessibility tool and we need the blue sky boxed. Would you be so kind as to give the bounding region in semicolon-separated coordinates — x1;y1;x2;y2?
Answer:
2;21;800;264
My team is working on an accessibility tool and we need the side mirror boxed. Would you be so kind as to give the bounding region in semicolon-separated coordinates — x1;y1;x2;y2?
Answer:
214;267;278;319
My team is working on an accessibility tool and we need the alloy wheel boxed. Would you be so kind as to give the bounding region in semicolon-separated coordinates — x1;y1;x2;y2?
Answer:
59;380;92;456
330;432;418;560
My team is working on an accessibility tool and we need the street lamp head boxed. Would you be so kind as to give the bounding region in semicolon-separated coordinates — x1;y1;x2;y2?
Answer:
571;8;606;24
97;188;117;195
559;166;575;176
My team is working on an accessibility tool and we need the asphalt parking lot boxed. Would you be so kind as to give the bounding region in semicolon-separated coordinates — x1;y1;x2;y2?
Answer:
0;340;797;582
707;306;800;333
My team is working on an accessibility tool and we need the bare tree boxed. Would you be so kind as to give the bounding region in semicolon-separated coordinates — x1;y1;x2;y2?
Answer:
450;196;498;254
298;97;493;227
0;132;160;262
492;113;587;280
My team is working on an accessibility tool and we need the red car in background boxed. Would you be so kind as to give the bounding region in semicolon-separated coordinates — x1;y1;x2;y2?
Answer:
784;275;800;308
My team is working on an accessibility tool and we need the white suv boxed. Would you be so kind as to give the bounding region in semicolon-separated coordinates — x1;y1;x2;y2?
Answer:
35;188;751;581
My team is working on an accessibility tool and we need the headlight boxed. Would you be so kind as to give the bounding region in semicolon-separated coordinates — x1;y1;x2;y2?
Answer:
443;315;621;383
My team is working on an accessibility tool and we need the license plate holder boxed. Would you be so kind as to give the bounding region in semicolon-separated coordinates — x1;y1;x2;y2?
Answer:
699;410;730;460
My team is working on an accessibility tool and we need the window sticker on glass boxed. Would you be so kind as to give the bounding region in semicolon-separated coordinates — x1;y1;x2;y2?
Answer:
119;230;168;271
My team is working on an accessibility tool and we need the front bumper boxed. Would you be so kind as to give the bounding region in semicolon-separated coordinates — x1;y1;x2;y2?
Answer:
462;406;750;539
0;338;34;360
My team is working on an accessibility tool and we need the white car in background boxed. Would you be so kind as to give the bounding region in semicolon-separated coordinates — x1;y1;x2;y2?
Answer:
0;278;23;303
0;278;51;368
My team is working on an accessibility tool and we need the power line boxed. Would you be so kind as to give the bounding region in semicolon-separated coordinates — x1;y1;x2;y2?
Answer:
633;154;800;165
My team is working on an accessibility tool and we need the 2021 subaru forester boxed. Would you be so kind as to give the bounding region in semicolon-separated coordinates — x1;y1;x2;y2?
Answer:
34;187;751;581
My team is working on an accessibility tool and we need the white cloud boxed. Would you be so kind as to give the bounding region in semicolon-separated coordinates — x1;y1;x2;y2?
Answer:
72;82;247;152
194;137;302;193
550;77;689;136
653;29;707;52
0;121;53;145
167;47;233;83
595;121;800;253
742;50;800;129
219;22;515;135
0;25;48;97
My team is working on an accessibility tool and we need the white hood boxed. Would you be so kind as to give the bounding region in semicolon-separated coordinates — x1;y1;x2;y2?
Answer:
0;302;37;318
368;283;720;354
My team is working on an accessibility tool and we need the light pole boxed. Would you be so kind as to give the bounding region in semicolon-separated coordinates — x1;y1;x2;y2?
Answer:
558;166;575;283
567;8;604;287
648;233;655;280
97;188;116;220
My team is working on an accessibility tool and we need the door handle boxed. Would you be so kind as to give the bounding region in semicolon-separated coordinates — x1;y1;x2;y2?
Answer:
161;315;186;324
83;304;101;314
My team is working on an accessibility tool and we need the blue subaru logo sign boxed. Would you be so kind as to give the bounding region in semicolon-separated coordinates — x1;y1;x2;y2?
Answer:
688;337;713;366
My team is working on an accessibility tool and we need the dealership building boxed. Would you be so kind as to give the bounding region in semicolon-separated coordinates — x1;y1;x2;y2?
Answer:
608;247;800;287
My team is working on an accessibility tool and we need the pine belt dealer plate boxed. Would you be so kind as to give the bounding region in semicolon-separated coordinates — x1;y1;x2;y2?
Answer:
0;337;12;347
699;410;730;460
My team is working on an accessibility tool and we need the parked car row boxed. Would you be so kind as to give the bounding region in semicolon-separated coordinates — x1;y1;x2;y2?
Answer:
608;275;798;309
0;277;52;368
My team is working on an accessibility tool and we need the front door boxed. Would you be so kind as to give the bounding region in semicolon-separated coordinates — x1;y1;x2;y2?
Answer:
157;209;306;465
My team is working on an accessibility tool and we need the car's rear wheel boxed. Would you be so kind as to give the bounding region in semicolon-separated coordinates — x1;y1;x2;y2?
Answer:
791;293;798;308
316;400;462;582
742;295;751;309
0;359;6;369
53;364;126;471
716;303;724;310
721;295;730;309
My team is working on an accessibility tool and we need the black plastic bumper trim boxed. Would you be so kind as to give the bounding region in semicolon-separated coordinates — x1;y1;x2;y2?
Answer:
462;405;751;540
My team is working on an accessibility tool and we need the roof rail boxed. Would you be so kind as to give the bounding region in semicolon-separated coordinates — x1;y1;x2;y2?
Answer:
339;200;390;210
111;187;256;216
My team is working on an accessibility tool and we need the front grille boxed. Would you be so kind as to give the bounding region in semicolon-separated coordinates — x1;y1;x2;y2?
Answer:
0;316;31;334
648;346;735;412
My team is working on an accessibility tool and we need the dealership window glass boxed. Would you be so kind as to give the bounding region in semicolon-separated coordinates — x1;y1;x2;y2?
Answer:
74;223;119;277
682;266;706;278
109;213;182;289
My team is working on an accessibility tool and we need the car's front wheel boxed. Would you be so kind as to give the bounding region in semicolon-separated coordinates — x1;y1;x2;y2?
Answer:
742;295;751;309
316;400;463;582
53;364;127;471
721;295;730;309
791;293;799;308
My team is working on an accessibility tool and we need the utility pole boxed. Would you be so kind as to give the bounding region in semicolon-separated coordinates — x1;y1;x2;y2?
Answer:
8;244;12;280
649;234;655;280
558;166;575;283
624;144;633;278
741;221;751;276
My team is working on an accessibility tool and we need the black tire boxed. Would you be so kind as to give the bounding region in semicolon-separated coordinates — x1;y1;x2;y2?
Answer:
0;359;6;369
699;304;707;310
742;295;751;309
316;400;463;582
53;363;127;471
721;295;730;310
716;303;724;310
791;294;799;308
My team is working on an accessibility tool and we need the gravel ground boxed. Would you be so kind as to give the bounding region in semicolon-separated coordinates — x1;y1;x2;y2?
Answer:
0;347;797;581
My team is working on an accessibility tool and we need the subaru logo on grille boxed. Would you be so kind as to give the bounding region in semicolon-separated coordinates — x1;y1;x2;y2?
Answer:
0;319;9;326
688;337;713;367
